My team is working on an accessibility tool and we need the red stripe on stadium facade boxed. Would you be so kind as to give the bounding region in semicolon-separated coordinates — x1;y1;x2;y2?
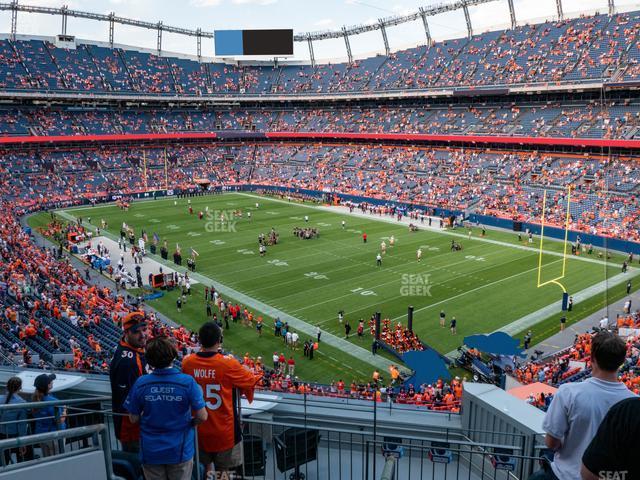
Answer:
0;131;638;150
265;132;640;150
0;132;218;145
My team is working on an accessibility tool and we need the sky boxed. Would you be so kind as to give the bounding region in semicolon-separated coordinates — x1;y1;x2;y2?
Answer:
1;0;639;62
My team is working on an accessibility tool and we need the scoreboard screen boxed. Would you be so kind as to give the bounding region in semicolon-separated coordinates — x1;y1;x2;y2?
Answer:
215;29;293;56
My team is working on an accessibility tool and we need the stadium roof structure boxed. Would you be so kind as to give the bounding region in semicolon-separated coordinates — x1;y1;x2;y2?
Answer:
0;0;617;64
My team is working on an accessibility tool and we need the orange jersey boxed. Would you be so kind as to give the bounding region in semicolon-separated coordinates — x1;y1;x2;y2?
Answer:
182;351;261;452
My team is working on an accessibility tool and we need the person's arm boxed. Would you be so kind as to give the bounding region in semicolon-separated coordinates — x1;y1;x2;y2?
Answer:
229;359;262;402
192;407;207;426
189;377;207;425
580;464;600;480
545;434;562;451
123;379;142;424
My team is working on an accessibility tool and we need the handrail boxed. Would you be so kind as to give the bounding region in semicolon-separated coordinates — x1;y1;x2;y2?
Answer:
0;395;111;411
0;423;117;480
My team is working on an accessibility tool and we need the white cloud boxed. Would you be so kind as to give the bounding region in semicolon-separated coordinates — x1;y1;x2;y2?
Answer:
232;0;278;5
391;4;413;16
314;18;334;27
189;0;223;6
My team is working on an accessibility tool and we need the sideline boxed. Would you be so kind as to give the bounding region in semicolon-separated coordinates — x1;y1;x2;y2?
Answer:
56;209;398;374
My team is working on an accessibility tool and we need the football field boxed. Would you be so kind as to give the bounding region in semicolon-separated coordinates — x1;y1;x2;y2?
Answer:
57;192;632;382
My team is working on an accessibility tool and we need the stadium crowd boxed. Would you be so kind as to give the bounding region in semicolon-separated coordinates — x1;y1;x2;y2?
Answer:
1;100;640;139
0;11;639;95
2;141;639;243
512;313;640;396
0;204;464;416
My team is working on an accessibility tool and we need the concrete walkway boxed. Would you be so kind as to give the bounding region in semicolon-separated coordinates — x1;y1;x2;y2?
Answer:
525;286;640;358
23;214;182;330
241;193;639;359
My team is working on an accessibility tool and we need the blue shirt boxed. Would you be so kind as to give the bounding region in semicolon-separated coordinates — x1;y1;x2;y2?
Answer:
0;393;28;436
32;394;66;434
124;367;205;465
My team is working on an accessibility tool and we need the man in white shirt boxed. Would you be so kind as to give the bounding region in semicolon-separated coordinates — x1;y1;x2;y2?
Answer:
291;331;299;350
529;331;635;480
285;330;292;346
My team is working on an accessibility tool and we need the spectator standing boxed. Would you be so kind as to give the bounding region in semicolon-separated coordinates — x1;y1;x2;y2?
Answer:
288;356;296;376
581;397;640;480
125;337;207;480
0;377;31;464
109;312;148;453
529;331;636;480
182;322;261;475
31;373;66;457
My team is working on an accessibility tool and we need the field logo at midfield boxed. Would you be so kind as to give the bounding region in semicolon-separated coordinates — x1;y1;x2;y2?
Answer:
205;210;237;233
267;259;288;267
350;287;377;296
304;272;328;280
400;274;433;297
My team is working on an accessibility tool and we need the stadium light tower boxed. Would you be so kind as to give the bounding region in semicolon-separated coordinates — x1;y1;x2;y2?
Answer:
196;28;202;62
608;0;615;15
61;4;68;36
556;0;564;20
10;0;18;41
419;7;432;45
157;21;163;55
379;18;390;56
506;0;516;29
462;1;473;38
342;26;353;64
108;12;115;47
307;34;316;67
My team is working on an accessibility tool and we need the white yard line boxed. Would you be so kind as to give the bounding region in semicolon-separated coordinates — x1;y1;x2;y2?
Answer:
57;208;398;374
442;269;640;358
391;259;563;322
60;193;634;368
238;193;625;268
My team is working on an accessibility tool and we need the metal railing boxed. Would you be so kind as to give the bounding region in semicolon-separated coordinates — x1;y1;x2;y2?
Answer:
0;393;546;479
0;424;117;479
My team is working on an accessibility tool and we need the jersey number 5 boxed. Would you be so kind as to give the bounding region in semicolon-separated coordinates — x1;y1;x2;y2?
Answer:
205;384;222;410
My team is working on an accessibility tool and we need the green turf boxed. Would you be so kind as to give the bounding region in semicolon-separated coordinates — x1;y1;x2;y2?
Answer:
513;279;640;347
134;283;379;384
57;192;624;362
